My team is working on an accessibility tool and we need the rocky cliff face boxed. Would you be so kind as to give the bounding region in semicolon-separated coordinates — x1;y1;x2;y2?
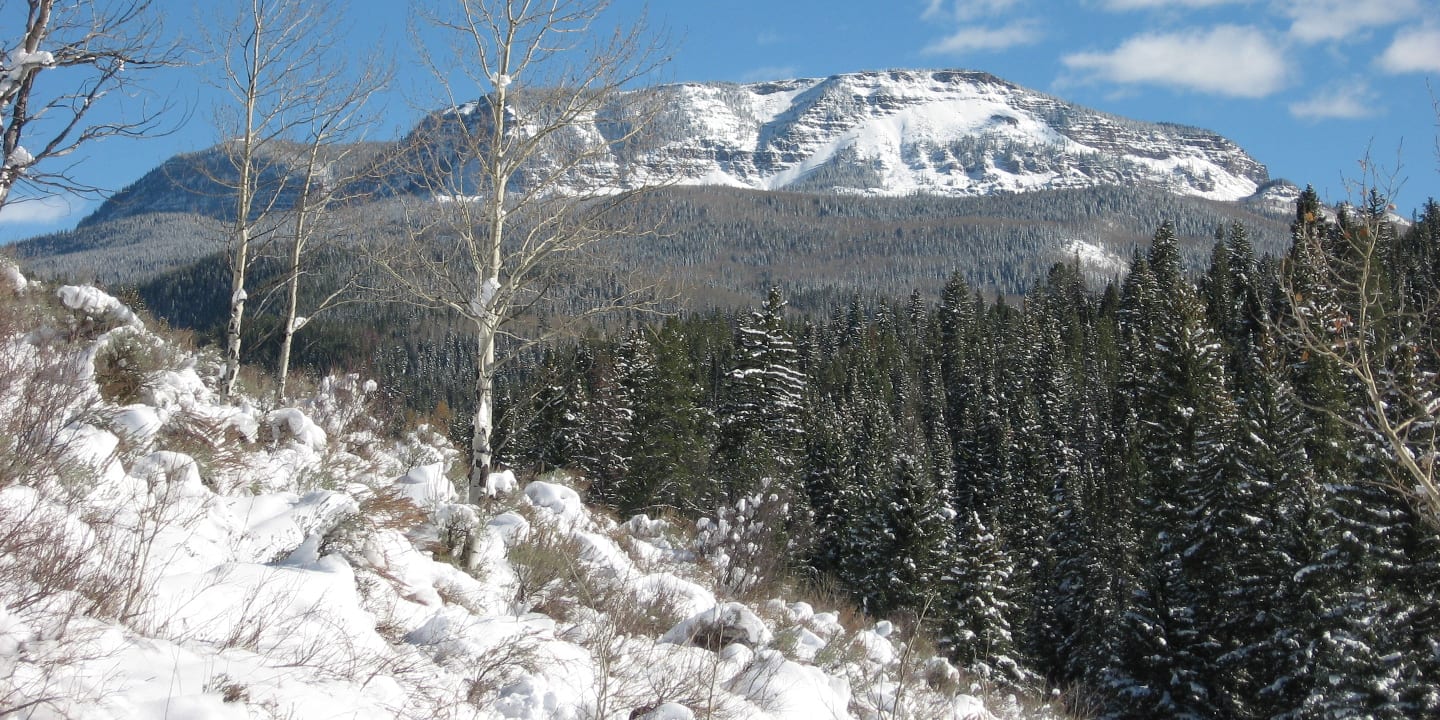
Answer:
623;69;1269;200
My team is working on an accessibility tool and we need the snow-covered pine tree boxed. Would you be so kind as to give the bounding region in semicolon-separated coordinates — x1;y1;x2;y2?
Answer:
715;287;808;500
1103;224;1233;719
577;330;643;507
517;345;590;473
938;510;1029;688
833;380;900;613
801;394;858;578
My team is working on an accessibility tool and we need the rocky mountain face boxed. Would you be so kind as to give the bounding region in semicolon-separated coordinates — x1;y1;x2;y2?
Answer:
77;69;1272;227
634;69;1270;200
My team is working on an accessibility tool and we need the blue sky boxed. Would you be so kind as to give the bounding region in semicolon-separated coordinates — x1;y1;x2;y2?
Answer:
2;0;1437;242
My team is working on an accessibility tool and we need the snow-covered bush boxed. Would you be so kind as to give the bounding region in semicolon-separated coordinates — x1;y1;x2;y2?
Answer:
694;479;804;596
91;325;184;404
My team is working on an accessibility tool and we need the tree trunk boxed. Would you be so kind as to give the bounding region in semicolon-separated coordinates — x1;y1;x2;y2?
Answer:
468;310;498;503
276;232;302;400
223;223;248;397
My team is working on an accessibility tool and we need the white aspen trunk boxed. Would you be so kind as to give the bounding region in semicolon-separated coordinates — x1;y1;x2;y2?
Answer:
222;5;264;399
277;142;322;401
468;310;498;503
276;229;302;400
223;222;248;397
466;42;511;503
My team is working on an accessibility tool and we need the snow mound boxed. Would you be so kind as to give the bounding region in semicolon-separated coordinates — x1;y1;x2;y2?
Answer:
57;284;142;328
1;260;25;294
266;407;327;449
393;462;456;506
524;479;582;520
662;601;773;648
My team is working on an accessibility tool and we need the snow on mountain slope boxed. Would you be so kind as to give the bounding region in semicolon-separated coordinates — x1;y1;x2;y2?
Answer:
629;70;1268;201
74;69;1272;229
0;261;1055;719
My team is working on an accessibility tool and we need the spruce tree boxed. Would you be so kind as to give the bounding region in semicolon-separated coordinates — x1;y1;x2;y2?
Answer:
625;323;718;515
938;511;1029;687
715;287;808;499
1104;224;1233;719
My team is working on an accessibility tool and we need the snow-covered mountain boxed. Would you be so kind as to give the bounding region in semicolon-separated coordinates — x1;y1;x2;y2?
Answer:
630;70;1269;201
78;68;1273;229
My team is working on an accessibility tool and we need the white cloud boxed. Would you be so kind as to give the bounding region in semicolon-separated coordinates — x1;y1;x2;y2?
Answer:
755;30;782;46
1061;24;1290;98
0;195;74;225
924;20;1042;54
923;0;1023;21
1288;84;1381;119
1282;0;1421;44
1101;0;1248;9
1379;24;1440;74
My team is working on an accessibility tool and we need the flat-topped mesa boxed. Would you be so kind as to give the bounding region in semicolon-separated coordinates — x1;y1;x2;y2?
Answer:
80;68;1272;227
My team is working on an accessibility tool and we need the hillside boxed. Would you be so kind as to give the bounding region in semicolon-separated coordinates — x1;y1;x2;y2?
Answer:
16;184;1294;301
0;260;1061;719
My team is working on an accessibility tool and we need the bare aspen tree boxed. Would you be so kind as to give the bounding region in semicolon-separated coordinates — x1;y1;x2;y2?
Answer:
1282;166;1440;529
269;41;387;400
370;0;669;502
207;0;379;397
0;0;176;212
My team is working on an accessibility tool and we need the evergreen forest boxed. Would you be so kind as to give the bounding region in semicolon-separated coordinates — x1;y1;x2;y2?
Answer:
477;188;1440;718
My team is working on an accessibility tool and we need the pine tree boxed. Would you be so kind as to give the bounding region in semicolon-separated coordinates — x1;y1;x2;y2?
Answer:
801;394;856;578
715;287;808;500
519;346;589;473
870;441;954;615
1104;224;1233;719
833;380;900;612
938;511;1029;687
579;331;642;507
625;323;718;515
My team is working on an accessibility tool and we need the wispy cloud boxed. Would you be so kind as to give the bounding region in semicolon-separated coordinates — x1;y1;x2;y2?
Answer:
740;66;799;83
923;0;1023;22
1289;83;1381;120
1281;0;1421;44
920;0;1040;56
1378;24;1440;74
0;195;75;225
1062;24;1289;98
1100;0;1248;9
755;30;782;47
924;20;1042;55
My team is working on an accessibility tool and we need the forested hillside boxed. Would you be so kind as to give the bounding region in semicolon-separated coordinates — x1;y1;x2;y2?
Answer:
12;184;1294;425
18;184;1292;298
483;189;1440;718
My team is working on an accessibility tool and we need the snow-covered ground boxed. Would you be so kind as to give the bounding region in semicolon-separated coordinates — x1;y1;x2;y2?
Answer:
0;262;1063;719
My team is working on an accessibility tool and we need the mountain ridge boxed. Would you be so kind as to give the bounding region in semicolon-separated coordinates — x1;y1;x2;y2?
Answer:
633;69;1268;199
75;68;1273;228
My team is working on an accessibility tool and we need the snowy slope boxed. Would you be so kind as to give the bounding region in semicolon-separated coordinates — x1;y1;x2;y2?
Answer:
75;69;1272;229
393;69;1268;202
0;261;1060;719
633;70;1267;201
